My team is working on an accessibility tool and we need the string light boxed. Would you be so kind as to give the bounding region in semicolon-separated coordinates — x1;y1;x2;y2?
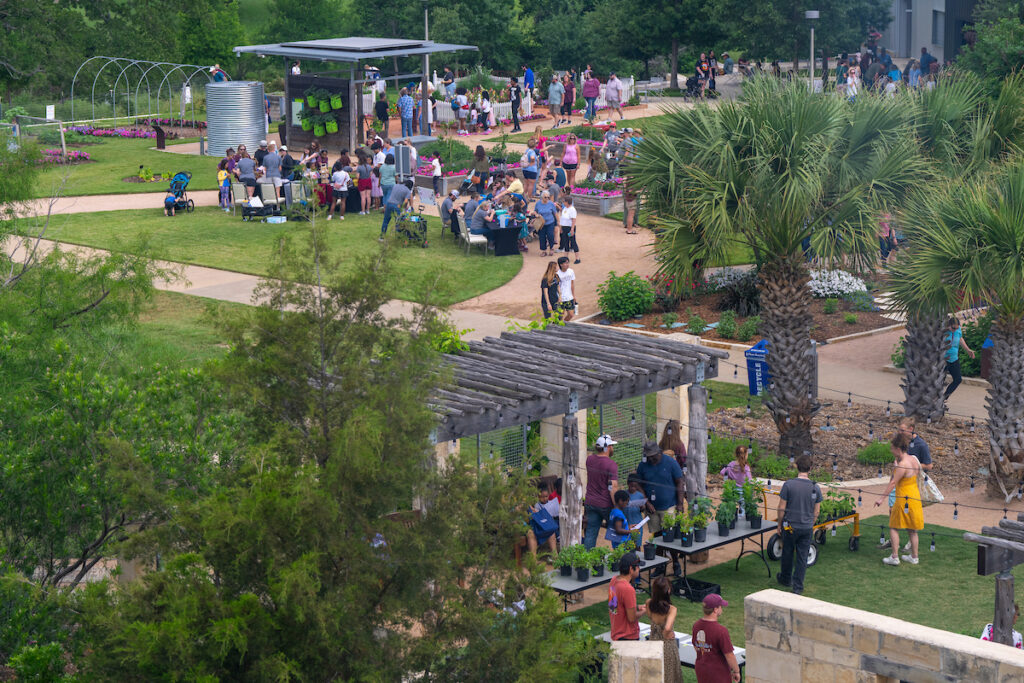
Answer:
868;423;874;440
746;402;751;414
954;439;959;456
631;409;636;425
904;497;910;514
708;391;713;405
847;392;852;408
857;490;862;507
832;454;838;473
879;529;886;545
971;416;976;433
930;533;936;552
489;442;495;458
970;477;975;493
733;366;738;379
953;503;958;521
878;464;883;477
826;415;832;428
831;524;837;537
886;401;891;417
1004;508;1009;520
807;388;812;400
927;416;931;424
786;415;791;423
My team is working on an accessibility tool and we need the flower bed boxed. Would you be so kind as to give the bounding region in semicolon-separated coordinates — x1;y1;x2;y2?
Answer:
415;156;523;178
808;269;867;298
41;149;91;164
68;125;157;139
571;177;623;199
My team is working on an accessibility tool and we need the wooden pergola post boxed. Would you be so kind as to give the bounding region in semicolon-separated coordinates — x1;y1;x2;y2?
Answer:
561;410;583;548
965;512;1024;647
686;381;709;501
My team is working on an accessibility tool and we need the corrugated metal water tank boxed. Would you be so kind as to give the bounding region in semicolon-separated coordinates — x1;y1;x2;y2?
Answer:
206;81;266;156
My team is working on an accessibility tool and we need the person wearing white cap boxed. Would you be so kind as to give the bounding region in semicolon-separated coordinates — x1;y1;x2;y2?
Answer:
440;189;461;237
583;434;619;549
692;594;741;682
254;140;268;167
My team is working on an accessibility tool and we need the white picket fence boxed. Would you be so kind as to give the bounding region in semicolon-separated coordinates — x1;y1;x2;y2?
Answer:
359;73;635;127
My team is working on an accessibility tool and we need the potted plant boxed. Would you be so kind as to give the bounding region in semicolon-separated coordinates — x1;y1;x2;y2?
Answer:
315;88;332;113
607;540;634;572
691;496;713;542
661;511;678;542
678;513;695;547
324;112;339;135
721;480;742;530
554;546;574;577
742;479;765;528
573;545;591;582
304;86;318;108
715;499;737;537
299;107;314;131
330;91;344;110
591;547;609;578
312;114;327;138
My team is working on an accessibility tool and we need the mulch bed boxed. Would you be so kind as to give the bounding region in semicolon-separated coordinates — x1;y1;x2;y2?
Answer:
609;292;898;343
121;176;168;184
708;401;990;490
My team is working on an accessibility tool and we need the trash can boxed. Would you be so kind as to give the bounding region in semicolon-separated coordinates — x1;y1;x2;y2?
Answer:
745;339;771;396
981;336;993;380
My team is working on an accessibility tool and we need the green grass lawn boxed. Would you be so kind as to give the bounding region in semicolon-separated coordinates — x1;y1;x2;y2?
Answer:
36;137;220;198
133;290;242;367
569;517;1018;682
485;114;672;144
41;206;521;305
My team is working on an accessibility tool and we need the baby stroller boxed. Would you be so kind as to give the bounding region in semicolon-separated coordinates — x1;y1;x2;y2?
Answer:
396;205;429;248
685;76;702;99
169;171;195;213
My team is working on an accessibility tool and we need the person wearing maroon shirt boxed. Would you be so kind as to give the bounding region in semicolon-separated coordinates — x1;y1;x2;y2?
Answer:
584;434;619;549
692;594;741;683
608;551;645;640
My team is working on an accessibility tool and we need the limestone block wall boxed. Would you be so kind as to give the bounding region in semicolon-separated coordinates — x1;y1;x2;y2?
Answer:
607;641;666;683
744;588;1024;683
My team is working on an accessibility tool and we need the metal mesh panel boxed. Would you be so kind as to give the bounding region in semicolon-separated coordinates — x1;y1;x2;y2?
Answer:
600;395;647;476
463;425;528;471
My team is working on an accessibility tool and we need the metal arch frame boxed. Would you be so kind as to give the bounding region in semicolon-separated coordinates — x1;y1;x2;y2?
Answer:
70;56;217;124
155;65;213;125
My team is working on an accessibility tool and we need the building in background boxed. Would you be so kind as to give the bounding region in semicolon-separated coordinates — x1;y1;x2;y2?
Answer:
879;0;977;61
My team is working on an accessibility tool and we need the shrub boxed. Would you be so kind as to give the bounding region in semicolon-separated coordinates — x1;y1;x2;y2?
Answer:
857;441;892;465
714;269;761;316
597;270;655;321
959;311;994;377
808;269;867;298
568;125;605;141
685;314;707;335
753;453;794;480
844;313;858;325
717;310;737;339
891;336;906;368
843;290;877;312
417;138;475;170
823;298;838;314
662;312;678;328
627;94;641;107
646;274;682;312
458;65;503;92
736;316;760;342
708;434;745;472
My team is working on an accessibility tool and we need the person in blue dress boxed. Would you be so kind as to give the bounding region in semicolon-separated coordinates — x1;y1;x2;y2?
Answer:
943;317;975;401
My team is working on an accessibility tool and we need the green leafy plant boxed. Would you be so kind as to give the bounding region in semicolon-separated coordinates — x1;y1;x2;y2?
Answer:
844;313;858;325
589;546;610;569
690;496;713;528
676;513;694;535
431;324;472;354
857;440;893;466
843;290;876;312
597;271;655;321
8;642;69;682
685;313;707;335
715;498;737;526
720;479;741;519
741;478;765;519
554;546;574;569
567;125;606;142
662;510;678;529
752;453;794;480
891;336;907;368
1;105;29;123
736;316;761;342
662;312;678;328
717;310;737;338
627;94;641;107
823;297;838;314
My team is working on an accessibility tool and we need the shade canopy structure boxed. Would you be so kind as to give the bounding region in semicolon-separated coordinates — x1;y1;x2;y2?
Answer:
432;325;727;442
232;37;477;63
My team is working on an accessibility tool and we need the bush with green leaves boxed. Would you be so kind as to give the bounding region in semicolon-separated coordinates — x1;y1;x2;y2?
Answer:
752;454;795;480
823;298;838;314
686;313;707;335
891;336;907;368
417;138;475;170
844;313;858;324
597;271;654;321
662;312;678;328
713;269;760;316
567;125;605;142
736;316;760;342
857;440;893;465
717;310;737;338
843;290;877;312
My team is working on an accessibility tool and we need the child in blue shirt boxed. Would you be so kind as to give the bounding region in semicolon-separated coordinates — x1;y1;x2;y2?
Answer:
626;473;647;546
606;490;632;548
164;191;177;216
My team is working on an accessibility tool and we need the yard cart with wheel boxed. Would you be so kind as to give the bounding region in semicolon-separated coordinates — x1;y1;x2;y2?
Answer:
766;511;861;567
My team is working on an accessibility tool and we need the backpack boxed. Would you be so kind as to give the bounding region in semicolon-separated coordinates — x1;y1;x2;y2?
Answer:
450;99;460;112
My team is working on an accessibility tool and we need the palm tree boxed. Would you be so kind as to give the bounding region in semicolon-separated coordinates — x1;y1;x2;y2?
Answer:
628;79;925;456
895;71;1024;422
893;162;1024;501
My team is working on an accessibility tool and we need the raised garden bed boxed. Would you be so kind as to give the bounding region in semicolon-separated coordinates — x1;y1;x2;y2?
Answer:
606;292;897;343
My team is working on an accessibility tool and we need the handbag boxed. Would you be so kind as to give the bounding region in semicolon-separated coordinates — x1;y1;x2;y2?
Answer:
470;174;482;185
530;507;558;540
918;472;943;506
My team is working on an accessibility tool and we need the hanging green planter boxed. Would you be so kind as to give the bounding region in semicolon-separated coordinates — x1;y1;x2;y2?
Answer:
306;94;317;107
301;117;313;131
313;123;326;137
325;119;339;134
318;99;331;113
330;93;344;109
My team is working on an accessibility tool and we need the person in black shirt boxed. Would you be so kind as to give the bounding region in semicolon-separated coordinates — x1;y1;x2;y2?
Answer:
254;140;268;166
279;146;296;181
509;77;523;132
374;92;390;137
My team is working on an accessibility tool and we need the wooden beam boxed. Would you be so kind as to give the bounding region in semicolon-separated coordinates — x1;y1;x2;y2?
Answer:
551;323;728;360
982;526;1024;544
506;329;689;372
964;533;1024;554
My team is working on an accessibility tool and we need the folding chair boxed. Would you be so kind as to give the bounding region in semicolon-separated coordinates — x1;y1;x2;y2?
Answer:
258;182;279;208
231;183;248;216
458;215;489;255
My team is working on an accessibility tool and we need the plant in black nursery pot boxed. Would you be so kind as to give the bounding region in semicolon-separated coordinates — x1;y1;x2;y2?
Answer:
678;513;694;547
554;546;574;576
721;480;741;529
742;478;765;528
661;511;678;542
691;496;713;542
590;547;609;577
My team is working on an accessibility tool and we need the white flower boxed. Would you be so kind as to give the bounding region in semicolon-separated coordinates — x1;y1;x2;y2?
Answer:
808;269;867;298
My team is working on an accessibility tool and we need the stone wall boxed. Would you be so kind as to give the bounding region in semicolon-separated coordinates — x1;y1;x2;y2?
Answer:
744;588;1024;683
606;641;666;683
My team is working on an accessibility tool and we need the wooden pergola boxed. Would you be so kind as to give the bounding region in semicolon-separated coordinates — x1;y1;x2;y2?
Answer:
432;324;728;546
966;512;1024;646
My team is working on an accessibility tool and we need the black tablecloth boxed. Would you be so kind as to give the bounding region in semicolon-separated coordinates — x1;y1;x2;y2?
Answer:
491;225;520;256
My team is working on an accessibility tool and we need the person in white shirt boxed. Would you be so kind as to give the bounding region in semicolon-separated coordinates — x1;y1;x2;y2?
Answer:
291;62;301;76
430;151;443;198
981;604;1024;649
455;87;469;135
846;66;860;100
327;163;351;220
558;195;580;263
481;91;494;133
605;72;624;120
556;256;576;321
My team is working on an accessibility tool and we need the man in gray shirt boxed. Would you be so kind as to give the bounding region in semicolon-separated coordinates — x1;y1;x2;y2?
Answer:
380;178;414;240
440;189;461;236
776;455;822;595
462;192;480;224
548;74;564;128
262;145;282;197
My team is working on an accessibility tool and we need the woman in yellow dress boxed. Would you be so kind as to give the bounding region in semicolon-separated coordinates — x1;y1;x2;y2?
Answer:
874;431;924;565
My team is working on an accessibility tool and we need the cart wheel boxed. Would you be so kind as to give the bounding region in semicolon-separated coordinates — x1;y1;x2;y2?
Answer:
848;536;859;552
767;533;782;561
807;543;818;567
814;528;827;546
186;199;195;213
